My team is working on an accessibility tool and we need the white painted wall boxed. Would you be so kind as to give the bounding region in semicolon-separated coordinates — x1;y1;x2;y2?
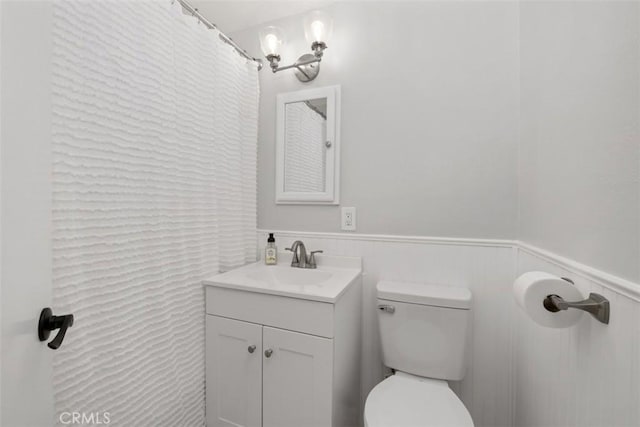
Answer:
518;1;640;282
230;0;640;282
232;1;520;239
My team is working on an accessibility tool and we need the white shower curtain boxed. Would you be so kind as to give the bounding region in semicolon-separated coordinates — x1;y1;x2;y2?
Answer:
50;1;258;425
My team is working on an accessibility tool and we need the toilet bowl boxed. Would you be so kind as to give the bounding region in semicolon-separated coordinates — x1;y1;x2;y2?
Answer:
364;372;473;427
366;281;474;427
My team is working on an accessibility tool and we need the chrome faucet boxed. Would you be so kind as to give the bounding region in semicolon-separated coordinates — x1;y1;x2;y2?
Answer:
285;240;323;269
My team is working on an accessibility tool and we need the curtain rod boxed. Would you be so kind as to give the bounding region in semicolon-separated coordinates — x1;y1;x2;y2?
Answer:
175;0;263;70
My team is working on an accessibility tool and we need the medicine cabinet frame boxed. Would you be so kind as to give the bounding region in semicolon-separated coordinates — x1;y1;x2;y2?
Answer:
275;85;341;204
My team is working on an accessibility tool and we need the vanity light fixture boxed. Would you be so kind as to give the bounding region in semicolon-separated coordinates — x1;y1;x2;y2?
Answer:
259;10;333;82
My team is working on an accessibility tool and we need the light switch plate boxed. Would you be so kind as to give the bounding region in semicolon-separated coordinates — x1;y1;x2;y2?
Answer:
341;207;356;231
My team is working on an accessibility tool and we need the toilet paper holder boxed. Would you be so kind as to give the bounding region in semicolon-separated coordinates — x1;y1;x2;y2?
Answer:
542;278;610;324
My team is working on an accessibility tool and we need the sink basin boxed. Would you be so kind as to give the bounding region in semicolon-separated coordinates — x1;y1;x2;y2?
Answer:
203;253;362;302
246;267;332;286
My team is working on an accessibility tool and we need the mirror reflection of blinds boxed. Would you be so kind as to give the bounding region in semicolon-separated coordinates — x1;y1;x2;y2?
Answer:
284;102;327;193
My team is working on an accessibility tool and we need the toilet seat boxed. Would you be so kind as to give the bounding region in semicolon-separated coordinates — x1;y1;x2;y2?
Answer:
364;372;474;427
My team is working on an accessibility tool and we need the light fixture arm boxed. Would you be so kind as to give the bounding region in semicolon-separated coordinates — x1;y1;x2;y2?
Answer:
266;43;328;82
271;56;321;73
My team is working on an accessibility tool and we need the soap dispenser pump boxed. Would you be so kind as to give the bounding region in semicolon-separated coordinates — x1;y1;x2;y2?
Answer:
265;233;277;265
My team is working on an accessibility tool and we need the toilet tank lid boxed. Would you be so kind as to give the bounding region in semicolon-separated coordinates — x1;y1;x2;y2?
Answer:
377;281;472;309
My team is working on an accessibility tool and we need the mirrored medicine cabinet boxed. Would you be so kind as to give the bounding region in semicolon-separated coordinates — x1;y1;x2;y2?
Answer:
275;85;341;204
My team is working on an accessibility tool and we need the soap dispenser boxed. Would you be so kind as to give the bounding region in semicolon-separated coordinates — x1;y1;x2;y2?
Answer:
265;233;277;265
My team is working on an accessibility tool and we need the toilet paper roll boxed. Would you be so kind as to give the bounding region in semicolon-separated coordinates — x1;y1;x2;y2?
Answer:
513;271;584;328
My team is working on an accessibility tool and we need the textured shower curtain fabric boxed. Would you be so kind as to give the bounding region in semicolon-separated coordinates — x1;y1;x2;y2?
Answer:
51;1;258;426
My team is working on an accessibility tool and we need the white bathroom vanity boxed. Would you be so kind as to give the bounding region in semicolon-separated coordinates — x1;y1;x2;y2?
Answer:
203;254;362;427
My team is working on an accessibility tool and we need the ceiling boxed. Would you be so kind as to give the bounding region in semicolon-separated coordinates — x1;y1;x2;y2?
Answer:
189;1;335;34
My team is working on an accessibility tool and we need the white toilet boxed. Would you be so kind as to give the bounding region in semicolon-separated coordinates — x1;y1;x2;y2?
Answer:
364;281;474;427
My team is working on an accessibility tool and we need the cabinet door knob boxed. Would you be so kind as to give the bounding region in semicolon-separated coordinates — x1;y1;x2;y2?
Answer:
264;349;273;358
248;345;256;354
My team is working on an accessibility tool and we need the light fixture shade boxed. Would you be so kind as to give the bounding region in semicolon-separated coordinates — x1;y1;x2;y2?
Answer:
304;10;333;45
259;26;285;57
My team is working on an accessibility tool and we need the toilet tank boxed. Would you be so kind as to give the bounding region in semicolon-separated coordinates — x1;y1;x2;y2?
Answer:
376;281;472;381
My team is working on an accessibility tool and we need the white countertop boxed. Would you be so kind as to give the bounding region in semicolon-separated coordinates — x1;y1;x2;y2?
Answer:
203;253;362;303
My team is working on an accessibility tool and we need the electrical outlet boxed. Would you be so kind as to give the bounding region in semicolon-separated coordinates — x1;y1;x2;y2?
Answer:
341;207;356;231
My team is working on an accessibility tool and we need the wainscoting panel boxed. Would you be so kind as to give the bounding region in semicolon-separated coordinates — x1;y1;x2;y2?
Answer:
257;230;517;427
257;231;640;427
515;250;640;427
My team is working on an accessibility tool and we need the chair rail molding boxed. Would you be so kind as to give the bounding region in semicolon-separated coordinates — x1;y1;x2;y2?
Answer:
257;230;640;301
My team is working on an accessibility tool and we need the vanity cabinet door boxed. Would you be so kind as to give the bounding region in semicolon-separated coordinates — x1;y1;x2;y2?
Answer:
206;316;262;427
262;327;333;427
